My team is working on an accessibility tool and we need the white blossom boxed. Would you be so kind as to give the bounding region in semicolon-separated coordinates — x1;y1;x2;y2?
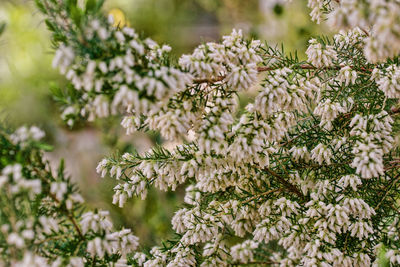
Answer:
375;65;400;98
336;66;357;86
80;210;113;234
311;143;333;165
230;240;259;264
306;39;337;67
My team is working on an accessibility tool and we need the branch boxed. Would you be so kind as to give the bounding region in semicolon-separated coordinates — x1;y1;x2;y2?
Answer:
231;261;278;266
192;63;375;84
264;168;305;200
49;192;85;240
281;123;320;147
193;64;339;84
389;107;400;115
243;188;282;204
33;167;85;240
375;174;400;211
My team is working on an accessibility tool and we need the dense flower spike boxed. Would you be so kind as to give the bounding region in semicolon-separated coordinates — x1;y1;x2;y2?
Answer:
22;0;400;265
310;0;400;63
179;29;262;91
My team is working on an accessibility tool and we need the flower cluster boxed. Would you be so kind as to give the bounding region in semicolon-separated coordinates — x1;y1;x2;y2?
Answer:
309;0;400;63
306;38;337;68
179;29;262;91
0;127;138;266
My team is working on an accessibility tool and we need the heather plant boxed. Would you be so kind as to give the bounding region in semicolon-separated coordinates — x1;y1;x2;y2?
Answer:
2;0;400;266
0;126;138;266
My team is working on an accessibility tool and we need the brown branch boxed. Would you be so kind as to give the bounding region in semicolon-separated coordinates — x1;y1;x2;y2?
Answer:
243;188;282;204
390;204;400;214
281;123;320;147
390;107;400;115
193;76;224;84
192;64;372;84
193;65;336;84
384;159;400;171
231;261;278;266
48;192;85;240
375;174;400;211
264;168;305;200
343;232;350;252
33;167;85;240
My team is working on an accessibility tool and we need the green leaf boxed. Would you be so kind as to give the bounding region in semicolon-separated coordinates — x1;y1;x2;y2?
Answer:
67;0;78;7
85;0;96;13
45;19;57;32
34;0;46;14
37;143;54;152
58;159;65;179
95;0;105;11
70;6;82;26
0;22;6;37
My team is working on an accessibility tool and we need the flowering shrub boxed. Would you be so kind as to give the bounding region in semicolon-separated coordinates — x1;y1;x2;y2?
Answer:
3;0;400;265
0;126;138;266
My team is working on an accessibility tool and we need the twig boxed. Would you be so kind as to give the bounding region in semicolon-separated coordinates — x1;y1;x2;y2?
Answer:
343;232;350;252
231;261;278;266
33;167;85;240
193;64;366;84
281;123;320;146
390;204;400;214
389;107;400;115
48;192;85;240
375;174;400;211
243;188;282;204
264;168;305;200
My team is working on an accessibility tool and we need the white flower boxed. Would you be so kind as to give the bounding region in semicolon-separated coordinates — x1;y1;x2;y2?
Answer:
67;257;85;267
171;208;188;234
50;182;67;201
7;233;25;248
10;126;45;146
348;221;373;239
375;65;400;98
307;0;328;23
38;216;59;235
134;252;147;266
179;29;262;91
311;143;333;165
336;66;357;86
342;197;376;219
337;175;362;192
14;252;49;267
226;63;258;91
230;240;258;264
386;250;400;265
167;246;196;267
66;193;84;210
306;39;337;67
351;141;384;179
87;237;112;257
313;99;347;130
106;228;139;255
52;44;75;74
96;159;109;178
253;68;308;117
184;185;201;205
80;210;113;234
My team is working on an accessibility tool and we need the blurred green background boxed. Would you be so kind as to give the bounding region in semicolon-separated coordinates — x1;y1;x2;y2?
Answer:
0;0;327;248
